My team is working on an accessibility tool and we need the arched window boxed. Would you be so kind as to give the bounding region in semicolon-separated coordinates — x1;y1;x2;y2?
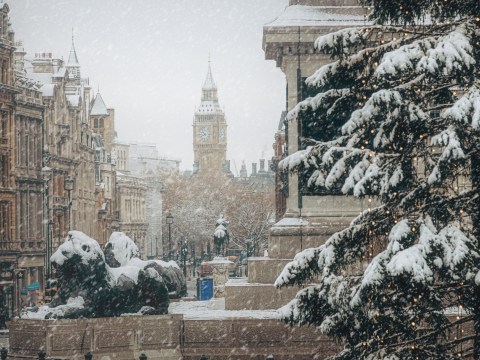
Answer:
94;119;98;128
99;118;104;128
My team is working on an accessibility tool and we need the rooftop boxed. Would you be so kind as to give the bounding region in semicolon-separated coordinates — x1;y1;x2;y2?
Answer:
265;5;366;28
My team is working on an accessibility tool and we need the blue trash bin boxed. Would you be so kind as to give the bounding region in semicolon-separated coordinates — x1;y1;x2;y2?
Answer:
197;278;213;300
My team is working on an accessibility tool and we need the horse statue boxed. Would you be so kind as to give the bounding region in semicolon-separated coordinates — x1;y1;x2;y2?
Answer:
213;215;229;257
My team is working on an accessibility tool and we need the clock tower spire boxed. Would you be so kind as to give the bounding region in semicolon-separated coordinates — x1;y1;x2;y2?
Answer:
193;57;228;174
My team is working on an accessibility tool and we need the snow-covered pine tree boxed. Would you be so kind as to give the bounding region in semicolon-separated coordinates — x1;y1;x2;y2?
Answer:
276;1;480;359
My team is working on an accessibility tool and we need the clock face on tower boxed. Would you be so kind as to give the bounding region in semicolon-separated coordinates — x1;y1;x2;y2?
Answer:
198;126;211;142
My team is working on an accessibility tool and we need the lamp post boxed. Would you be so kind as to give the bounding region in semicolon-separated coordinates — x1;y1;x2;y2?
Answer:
181;240;188;277
54;207;64;250
64;176;74;231
41;167;52;281
191;242;196;277
166;211;173;260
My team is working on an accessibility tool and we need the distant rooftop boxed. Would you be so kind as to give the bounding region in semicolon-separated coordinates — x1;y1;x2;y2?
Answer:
90;92;109;116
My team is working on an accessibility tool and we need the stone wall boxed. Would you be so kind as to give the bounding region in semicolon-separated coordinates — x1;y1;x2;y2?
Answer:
8;315;182;360
7;315;340;359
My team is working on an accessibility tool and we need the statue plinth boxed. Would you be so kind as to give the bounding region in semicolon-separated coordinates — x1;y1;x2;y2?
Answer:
209;257;233;298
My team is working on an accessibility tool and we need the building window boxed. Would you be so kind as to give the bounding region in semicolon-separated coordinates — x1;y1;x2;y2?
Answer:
99;118;104;128
94;119;98;128
0;154;8;187
0;201;11;245
1;111;7;137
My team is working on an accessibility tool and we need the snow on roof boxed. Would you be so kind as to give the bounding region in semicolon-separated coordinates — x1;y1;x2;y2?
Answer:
26;71;53;85
67;94;80;107
40;83;55;97
52;67;67;78
90;92;109;116
265;5;366;28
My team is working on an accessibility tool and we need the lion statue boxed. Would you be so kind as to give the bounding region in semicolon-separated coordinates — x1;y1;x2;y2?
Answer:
24;231;186;319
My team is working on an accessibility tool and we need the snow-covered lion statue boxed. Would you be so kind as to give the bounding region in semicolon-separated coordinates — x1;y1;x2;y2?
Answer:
22;231;186;319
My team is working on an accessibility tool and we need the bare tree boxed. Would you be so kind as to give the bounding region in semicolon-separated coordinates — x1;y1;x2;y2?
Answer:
162;172;274;259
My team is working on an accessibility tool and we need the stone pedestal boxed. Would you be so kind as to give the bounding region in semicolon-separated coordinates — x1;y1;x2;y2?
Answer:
225;215;355;310
209;257;233;298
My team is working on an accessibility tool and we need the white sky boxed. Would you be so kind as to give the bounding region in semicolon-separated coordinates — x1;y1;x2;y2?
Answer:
10;0;289;174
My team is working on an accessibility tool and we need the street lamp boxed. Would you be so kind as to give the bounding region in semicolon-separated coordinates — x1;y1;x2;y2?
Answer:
191;242;196;277
181;240;188;277
165;211;174;260
54;207;64;250
41;167;52;281
64;176;74;231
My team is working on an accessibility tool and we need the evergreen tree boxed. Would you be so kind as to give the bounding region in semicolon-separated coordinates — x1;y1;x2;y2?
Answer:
276;1;480;359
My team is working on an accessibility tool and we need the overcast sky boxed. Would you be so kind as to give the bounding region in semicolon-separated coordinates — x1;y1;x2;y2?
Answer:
10;0;289;173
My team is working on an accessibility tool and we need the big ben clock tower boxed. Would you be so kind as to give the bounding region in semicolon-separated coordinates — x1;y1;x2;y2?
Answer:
193;58;228;174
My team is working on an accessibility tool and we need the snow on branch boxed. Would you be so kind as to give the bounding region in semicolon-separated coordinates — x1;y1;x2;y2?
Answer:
315;27;368;57
286;88;350;122
342;90;403;135
443;86;480;129
428;126;466;185
351;217;476;309
375;38;435;79
417;26;475;77
279;148;310;171
275;247;321;287
431;126;466;161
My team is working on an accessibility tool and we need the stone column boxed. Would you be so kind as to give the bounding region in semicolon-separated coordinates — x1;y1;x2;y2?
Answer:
209;257;233;298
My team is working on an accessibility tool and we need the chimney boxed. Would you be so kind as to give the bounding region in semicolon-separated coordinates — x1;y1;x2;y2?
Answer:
252;163;257;176
259;159;265;172
268;160;273;172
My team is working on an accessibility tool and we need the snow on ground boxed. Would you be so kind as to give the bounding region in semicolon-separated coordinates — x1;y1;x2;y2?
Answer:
169;297;280;320
20;297;85;320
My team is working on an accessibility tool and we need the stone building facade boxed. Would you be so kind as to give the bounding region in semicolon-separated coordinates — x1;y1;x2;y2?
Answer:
13;47;45;312
116;173;147;258
272;111;287;222
89;92;115;152
28;43;96;249
0;8;135;319
0;2;18;320
226;0;367;311
92;134;118;247
192;60;228;174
